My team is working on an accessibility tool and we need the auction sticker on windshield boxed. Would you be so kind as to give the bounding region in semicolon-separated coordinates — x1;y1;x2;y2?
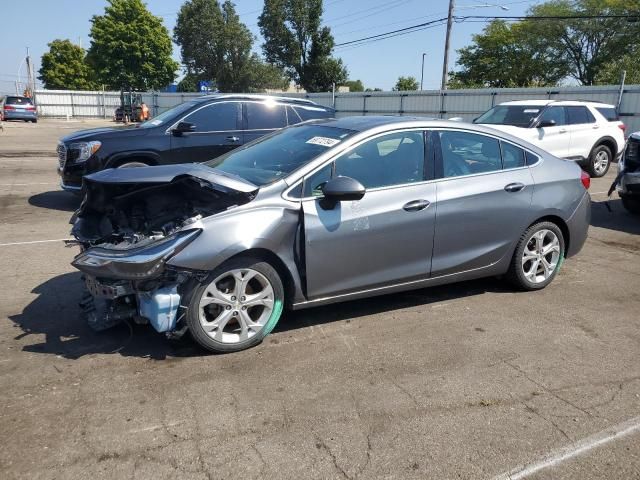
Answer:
306;136;341;147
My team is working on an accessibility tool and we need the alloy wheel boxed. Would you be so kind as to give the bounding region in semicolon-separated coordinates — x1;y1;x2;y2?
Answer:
198;268;275;344
521;229;561;284
593;150;609;176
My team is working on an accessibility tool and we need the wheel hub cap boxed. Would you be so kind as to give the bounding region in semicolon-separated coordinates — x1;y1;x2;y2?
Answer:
198;268;275;344
521;229;561;284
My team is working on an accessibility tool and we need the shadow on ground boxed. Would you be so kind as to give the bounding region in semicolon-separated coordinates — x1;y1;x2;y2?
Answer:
590;198;640;237
29;190;80;212
10;272;513;359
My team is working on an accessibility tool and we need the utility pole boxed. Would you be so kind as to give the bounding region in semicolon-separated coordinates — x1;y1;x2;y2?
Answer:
420;53;427;90
441;0;455;90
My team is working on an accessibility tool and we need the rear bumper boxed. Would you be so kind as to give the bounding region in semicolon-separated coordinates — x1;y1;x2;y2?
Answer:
565;191;591;258
617;171;640;196
3;111;37;120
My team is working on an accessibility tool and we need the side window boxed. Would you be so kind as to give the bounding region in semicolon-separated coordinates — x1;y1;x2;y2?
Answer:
567;106;594;125
287;106;303;125
303;164;332;197
538;106;566;126
295;106;332;121
183;102;238;132
526;151;540;166
439;131;501;178
334;131;425;188
501;141;526;169
246;102;286;129
595;107;619;122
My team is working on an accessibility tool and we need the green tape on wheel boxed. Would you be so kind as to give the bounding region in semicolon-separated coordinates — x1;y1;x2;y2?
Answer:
263;299;283;335
557;253;565;272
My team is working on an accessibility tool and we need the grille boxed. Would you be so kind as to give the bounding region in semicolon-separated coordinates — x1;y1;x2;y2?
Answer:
625;138;640;170
57;143;67;169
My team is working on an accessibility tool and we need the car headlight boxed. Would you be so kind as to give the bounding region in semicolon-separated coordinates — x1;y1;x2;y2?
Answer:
72;229;200;280
69;141;101;163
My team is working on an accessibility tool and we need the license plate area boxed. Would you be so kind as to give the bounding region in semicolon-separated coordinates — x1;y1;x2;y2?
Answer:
85;276;132;299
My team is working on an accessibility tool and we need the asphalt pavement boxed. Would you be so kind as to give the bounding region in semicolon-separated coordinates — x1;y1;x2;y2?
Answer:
0;119;639;479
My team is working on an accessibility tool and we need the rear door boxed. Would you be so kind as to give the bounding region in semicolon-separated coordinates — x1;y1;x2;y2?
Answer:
431;129;534;277
302;129;436;299
169;101;242;163
242;101;287;144
566;105;598;159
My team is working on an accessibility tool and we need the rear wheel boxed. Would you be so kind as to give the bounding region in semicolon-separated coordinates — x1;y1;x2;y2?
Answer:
586;144;612;178
186;257;284;353
507;221;565;291
621;196;640;215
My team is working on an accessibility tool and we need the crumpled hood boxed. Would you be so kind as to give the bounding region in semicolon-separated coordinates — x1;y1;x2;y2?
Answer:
84;163;258;193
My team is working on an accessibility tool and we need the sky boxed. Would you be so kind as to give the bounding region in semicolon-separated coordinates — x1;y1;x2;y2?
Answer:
0;0;542;95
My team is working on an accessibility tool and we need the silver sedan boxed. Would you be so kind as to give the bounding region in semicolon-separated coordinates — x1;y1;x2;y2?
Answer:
70;116;591;353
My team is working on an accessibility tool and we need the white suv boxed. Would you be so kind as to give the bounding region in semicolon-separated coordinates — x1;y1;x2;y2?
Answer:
474;100;626;177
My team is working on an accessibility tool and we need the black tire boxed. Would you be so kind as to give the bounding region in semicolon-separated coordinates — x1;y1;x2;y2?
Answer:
621;196;640;215
507;221;565;291
186;257;285;353
586;144;612;178
32;119;37;123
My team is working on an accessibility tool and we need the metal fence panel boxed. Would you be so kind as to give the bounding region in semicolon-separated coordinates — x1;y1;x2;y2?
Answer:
33;85;640;132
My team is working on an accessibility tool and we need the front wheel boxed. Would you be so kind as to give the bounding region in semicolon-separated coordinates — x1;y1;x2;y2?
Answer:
186;257;284;353
586;145;612;178
507;221;565;291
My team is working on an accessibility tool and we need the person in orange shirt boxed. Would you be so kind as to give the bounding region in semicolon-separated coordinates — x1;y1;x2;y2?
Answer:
140;102;150;121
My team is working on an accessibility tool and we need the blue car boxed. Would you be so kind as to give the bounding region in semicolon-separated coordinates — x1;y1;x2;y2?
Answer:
1;96;37;122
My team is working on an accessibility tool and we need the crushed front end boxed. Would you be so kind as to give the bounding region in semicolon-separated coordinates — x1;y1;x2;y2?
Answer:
69;165;257;336
614;133;640;214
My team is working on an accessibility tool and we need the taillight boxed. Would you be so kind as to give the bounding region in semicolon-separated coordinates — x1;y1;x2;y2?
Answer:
3;105;15;110
581;170;591;190
618;123;626;132
25;105;36;111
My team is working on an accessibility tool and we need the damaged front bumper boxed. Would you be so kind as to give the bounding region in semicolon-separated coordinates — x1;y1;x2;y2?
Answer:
73;230;202;334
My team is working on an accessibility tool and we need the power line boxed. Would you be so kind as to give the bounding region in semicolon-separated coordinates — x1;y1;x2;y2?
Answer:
335;17;448;47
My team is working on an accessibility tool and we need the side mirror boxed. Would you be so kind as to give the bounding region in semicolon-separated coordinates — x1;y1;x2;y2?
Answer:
536;119;556;128
171;121;196;136
320;176;365;209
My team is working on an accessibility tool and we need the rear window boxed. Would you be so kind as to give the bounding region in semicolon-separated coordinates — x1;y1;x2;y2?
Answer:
246;102;286;129
6;96;33;105
595;107;619;122
294;105;333;122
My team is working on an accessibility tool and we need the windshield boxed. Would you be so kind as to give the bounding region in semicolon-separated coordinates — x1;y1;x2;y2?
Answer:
475;105;544;127
137;101;197;128
205;124;356;185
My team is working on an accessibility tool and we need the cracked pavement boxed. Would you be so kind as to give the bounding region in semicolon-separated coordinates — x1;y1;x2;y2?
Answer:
1;119;639;479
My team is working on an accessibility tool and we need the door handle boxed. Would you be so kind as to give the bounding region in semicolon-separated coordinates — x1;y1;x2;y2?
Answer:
226;136;240;142
559;128;567;134
592;125;600;129
403;199;431;212
504;182;525;193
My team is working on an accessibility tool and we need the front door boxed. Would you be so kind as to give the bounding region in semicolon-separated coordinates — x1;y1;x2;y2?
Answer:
531;106;569;158
302;130;436;299
169;102;242;163
431;130;534;276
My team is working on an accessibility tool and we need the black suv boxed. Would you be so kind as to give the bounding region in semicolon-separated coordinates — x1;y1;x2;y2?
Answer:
57;94;335;192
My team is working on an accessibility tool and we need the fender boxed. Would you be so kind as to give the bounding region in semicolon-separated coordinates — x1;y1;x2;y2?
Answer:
105;150;162;168
590;135;621;156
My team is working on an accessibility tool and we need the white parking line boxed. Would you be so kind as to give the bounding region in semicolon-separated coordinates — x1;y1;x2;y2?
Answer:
492;416;640;480
0;238;72;247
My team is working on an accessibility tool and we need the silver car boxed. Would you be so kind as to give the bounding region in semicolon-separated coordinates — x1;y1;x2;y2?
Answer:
70;116;591;353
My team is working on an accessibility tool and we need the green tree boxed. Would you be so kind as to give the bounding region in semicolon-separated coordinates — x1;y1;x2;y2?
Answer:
596;50;640;85
86;0;178;90
38;39;97;90
450;20;568;88
258;0;348;92
393;76;419;91
341;79;364;92
526;0;634;85
174;0;288;92
176;72;201;92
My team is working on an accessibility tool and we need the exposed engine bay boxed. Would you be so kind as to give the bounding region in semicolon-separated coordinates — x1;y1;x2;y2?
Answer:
72;175;254;248
70;170;258;335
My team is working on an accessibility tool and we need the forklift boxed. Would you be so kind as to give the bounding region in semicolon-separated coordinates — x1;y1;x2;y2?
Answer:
114;88;149;123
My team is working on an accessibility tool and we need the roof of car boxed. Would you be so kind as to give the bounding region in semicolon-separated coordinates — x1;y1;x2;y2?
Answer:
498;99;615;107
313;115;449;132
193;93;326;107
